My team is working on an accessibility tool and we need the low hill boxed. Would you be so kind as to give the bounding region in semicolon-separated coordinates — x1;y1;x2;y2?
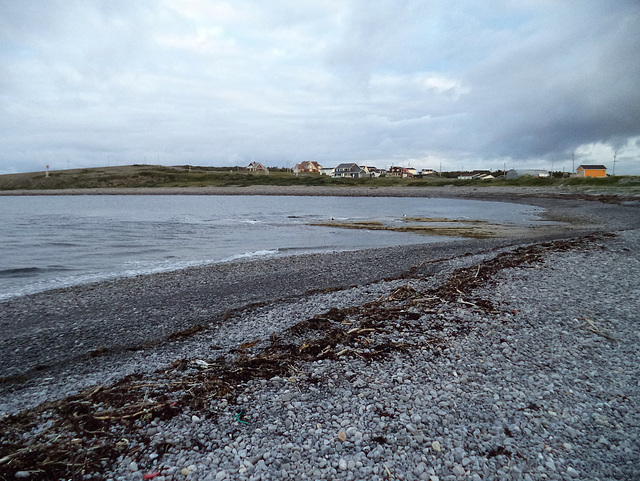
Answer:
0;164;638;191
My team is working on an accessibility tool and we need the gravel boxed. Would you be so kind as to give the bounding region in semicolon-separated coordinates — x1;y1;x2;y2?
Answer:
107;229;640;481
1;194;639;480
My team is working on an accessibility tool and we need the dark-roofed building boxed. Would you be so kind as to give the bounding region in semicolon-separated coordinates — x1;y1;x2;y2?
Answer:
333;163;367;178
576;164;607;178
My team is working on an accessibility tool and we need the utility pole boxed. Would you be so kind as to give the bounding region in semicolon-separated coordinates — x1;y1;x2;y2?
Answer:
613;151;617;176
572;153;575;174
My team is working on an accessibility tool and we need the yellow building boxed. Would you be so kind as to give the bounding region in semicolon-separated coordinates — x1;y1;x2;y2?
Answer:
576;164;607;178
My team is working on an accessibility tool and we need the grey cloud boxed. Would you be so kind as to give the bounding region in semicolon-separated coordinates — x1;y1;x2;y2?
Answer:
461;2;640;160
1;1;639;174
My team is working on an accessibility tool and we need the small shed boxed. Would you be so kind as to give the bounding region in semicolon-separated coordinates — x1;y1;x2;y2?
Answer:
576;164;607;178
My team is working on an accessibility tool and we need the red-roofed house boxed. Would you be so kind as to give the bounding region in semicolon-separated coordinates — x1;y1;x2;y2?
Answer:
247;162;269;174
293;161;322;175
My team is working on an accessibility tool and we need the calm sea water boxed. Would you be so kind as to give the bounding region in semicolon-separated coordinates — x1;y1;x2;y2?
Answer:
0;195;548;299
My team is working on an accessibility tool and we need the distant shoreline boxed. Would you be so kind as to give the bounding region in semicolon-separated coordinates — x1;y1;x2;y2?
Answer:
2;184;640;204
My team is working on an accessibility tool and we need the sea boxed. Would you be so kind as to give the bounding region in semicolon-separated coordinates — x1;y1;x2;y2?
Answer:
0;195;550;300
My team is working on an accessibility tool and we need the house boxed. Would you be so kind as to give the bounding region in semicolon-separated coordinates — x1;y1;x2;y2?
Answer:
413;169;437;178
505;169;550;179
293;161;321;175
320;167;335;176
361;166;384;178
576;164;607;178
247;162;269;174
387;166;414;178
333;163;367;178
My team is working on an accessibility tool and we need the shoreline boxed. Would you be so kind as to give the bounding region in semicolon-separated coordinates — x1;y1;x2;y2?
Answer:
2;183;640;202
1;193;639;479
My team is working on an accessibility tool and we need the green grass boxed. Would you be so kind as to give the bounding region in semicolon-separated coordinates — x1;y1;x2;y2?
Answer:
407;176;640;188
1;164;638;191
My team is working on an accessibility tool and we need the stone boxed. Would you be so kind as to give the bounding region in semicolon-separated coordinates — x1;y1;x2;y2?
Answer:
566;467;579;478
432;441;442;452
338;431;347;442
339;459;348;470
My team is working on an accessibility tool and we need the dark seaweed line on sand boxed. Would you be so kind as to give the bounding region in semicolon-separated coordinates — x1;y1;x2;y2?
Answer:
0;233;611;480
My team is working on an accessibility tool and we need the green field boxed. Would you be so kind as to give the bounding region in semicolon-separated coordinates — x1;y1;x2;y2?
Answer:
0;164;638;191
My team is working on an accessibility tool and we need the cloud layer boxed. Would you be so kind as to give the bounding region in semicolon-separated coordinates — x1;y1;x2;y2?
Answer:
1;0;639;174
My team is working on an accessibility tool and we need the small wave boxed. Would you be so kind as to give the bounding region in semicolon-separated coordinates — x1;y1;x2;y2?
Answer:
45;241;82;247
238;219;262;224
0;266;72;278
277;246;335;253
220;249;279;262
0;267;43;278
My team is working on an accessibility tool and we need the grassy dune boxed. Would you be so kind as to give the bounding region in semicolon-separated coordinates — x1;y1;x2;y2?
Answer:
0;164;638;191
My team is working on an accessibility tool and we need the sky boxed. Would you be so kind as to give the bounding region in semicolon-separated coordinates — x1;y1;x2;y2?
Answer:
1;0;639;175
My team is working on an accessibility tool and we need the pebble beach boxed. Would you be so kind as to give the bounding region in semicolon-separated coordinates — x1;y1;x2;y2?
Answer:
1;186;639;480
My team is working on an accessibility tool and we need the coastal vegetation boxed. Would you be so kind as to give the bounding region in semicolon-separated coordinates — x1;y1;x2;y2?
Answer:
0;164;638;191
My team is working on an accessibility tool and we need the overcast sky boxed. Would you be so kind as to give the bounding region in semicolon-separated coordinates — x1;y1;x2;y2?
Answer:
1;0;639;174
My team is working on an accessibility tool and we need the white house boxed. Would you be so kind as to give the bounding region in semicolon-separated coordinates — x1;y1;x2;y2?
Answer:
247;162;269;174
